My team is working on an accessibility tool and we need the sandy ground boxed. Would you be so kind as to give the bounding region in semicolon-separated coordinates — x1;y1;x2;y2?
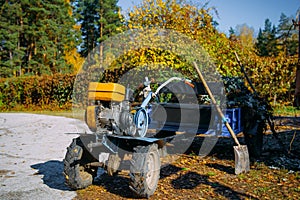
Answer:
0;113;90;200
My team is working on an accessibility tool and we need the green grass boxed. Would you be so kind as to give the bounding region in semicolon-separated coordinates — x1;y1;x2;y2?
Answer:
296;172;300;180
273;106;300;116
3;104;299;120
254;186;271;195
207;172;216;176
3;110;85;120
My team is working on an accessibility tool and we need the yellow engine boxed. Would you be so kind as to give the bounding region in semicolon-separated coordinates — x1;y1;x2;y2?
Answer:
85;82;136;135
88;82;125;102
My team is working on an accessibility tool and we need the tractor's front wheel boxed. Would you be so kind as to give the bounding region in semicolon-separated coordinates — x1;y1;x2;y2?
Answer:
129;144;161;198
63;137;98;190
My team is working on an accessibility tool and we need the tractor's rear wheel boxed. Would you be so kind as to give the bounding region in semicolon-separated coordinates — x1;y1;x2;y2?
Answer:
63;137;98;190
244;121;264;159
129;144;161;198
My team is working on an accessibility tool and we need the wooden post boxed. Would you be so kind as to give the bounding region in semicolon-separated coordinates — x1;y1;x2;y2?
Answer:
293;13;300;108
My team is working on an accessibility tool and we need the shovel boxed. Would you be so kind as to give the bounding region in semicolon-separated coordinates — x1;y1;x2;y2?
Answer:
193;62;250;174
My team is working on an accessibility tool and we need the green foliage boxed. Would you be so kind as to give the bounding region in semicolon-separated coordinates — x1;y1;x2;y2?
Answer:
121;0;238;82
73;0;123;57
0;1;25;77
0;0;79;77
123;0;297;105
255;19;279;57
273;106;300;116
223;76;272;124
255;15;297;57
207;172;216;176
277;13;298;56
0;0;298;111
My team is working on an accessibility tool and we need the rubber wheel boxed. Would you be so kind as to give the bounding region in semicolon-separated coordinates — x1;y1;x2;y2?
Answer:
244;122;264;159
129;144;161;198
63;137;98;189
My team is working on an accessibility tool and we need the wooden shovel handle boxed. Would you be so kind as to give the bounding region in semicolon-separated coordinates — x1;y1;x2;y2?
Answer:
193;62;241;147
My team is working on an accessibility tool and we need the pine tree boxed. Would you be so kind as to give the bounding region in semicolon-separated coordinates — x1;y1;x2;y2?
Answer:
73;0;123;58
255;19;279;57
228;27;237;41
0;1;25;77
24;0;78;75
0;0;79;77
256;28;268;56
277;13;297;56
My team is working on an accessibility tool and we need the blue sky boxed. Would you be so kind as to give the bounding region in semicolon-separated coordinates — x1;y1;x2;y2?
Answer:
118;0;300;34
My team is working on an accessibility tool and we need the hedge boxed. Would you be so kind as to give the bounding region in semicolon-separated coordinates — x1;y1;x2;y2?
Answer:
0;74;75;111
0;59;297;111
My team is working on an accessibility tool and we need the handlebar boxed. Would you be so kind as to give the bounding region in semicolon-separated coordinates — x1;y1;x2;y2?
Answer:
139;76;194;108
154;77;194;95
184;80;195;88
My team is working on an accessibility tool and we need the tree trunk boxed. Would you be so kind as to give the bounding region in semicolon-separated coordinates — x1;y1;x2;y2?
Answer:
99;0;103;68
293;16;300;108
294;62;300;107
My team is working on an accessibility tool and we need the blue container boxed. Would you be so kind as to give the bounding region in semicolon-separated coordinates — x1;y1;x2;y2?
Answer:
221;108;243;137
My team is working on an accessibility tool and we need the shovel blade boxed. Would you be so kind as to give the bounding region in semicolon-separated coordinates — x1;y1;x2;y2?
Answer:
234;145;250;175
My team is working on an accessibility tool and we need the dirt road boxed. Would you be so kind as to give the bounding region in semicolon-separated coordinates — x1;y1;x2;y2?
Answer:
0;113;89;200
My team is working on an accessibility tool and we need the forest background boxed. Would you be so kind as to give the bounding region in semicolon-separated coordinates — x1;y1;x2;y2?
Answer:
0;0;299;112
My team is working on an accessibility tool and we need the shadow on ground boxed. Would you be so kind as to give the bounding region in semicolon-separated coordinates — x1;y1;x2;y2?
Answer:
171;171;258;200
93;164;257;199
185;129;300;171
31;160;71;191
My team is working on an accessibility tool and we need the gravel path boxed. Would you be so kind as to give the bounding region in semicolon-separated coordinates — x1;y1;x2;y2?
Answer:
0;113;90;200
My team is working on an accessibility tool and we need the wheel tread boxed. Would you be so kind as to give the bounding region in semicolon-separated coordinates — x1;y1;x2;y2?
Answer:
63;137;95;190
129;144;160;198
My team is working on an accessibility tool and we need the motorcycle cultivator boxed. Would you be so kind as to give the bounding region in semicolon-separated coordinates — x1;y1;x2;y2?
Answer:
63;77;195;198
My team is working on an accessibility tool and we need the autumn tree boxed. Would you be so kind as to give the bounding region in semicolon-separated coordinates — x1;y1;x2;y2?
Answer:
123;0;298;105
64;24;85;74
124;0;245;77
64;1;84;74
234;24;255;50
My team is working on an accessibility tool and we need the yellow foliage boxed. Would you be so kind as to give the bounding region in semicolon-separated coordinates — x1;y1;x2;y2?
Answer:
108;0;297;104
121;0;221;79
65;48;85;73
73;24;81;31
